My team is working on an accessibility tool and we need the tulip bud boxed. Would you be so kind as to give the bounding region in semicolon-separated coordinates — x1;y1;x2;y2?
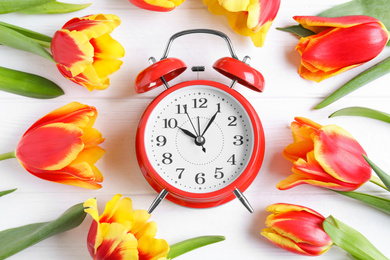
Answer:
261;203;333;256
294;15;389;82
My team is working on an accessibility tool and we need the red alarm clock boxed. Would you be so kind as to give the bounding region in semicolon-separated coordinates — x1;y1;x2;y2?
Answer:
135;29;265;213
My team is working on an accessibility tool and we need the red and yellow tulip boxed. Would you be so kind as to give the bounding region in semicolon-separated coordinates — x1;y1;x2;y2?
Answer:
51;14;125;91
203;0;280;47
279;117;371;191
15;102;105;189
84;194;169;260
294;15;389;82
128;0;185;12
261;203;333;256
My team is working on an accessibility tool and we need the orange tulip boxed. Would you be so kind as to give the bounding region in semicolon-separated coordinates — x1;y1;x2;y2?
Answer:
261;203;333;256
294;15;389;82
279;117;371;191
13;102;105;189
84;194;169;260
51;14;125;91
203;0;280;47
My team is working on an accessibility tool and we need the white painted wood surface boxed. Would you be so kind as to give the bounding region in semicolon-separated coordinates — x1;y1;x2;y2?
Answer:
1;0;390;259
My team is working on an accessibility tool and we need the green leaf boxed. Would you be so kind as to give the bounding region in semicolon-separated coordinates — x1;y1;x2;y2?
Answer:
20;1;91;14
318;0;390;40
323;216;389;260
0;21;52;48
364;155;390;191
0;0;54;14
329;106;390;123
167;235;225;259
334;190;390;215
0;188;17;198
315;55;390;109
276;25;315;38
0;24;53;61
0;66;64;99
0;202;86;260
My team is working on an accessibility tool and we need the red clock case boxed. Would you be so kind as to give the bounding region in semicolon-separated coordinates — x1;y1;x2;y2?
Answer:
135;80;265;208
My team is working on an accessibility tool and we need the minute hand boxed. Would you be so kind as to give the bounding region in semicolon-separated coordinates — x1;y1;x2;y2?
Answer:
201;111;218;136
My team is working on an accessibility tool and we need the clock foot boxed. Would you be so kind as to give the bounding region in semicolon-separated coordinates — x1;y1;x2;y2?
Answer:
233;188;254;213
148;189;168;214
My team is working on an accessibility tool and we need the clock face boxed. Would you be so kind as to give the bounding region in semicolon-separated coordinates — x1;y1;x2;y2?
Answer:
142;83;256;194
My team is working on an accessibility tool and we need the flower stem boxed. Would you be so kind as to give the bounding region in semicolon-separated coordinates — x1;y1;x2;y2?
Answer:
0;151;16;161
370;175;388;191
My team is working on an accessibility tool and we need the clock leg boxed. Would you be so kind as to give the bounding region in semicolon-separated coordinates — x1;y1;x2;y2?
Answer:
148;189;168;214
233;188;254;213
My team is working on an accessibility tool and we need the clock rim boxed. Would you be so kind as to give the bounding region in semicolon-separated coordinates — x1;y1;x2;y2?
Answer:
135;80;265;208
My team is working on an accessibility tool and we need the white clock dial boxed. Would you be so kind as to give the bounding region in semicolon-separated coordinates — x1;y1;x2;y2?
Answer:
144;84;255;193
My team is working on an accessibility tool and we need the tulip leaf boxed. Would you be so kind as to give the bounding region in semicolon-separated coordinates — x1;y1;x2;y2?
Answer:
0;188;17;198
364;155;390;191
334;190;390;215
167;236;225;259
323;216;389;260
0;21;52;48
0;24;54;61
0;0;54;14
0;25;53;61
329;106;390;124
276;25;315;38
0;202;86;260
315;55;390;109
0;66;64;99
20;1;91;14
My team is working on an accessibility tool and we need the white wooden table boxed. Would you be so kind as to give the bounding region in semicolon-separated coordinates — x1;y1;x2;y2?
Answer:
1;0;390;259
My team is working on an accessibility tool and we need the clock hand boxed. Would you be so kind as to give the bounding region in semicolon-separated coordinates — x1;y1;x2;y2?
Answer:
178;126;207;153
186;112;199;136
201;111;218;137
177;126;197;139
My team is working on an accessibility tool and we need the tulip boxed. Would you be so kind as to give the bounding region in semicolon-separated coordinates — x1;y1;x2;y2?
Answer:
261;203;333;256
84;194;169;260
0;102;105;189
51;14;125;91
203;0;280;47
128;0;185;12
294;15;389;82
278;117;371;191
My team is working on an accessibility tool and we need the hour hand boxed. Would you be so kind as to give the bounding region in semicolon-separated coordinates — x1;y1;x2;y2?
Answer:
177;127;197;139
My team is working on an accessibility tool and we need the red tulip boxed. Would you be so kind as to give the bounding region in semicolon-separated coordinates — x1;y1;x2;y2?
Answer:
51;14;125;91
279;117;371;191
294;15;389;82
261;203;333;256
15;102;105;189
204;0;281;47
128;0;185;12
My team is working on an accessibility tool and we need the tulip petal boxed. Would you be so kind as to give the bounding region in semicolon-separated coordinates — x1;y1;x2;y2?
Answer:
16;123;83;171
217;0;249;12
261;228;315;255
138;235;170;260
25;102;97;132
283;140;313;163
100;195;135;227
314;125;371;184
84;198;104;254
96;223;138;260
294;15;386;34
203;0;228;15
130;210;153;237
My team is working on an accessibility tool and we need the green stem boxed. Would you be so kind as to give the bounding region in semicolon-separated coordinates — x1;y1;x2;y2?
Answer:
370;175;389;191
0;151;16;161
